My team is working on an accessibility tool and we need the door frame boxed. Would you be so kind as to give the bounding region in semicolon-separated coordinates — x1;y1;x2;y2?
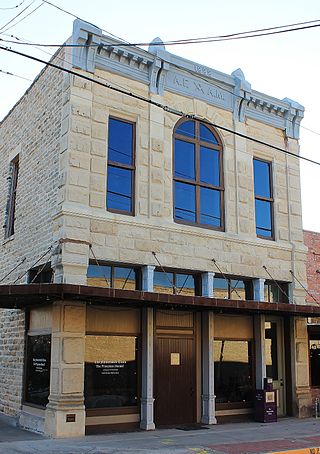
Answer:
265;316;286;417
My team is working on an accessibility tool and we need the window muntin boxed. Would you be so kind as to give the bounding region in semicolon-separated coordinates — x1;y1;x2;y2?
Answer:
253;158;273;239
173;119;224;229
153;270;197;296
107;118;135;215
87;264;138;290
213;276;252;300
214;340;253;404
25;334;51;407
264;281;288;303
5;156;19;238
85;335;138;409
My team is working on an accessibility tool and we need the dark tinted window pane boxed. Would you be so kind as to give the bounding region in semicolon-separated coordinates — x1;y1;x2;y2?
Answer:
176;120;195;138
200;187;221;226
253;159;271;198
114;267;135;290
108;118;133;165
230;279;246;300
213;277;228;299
176;274;195;296
200;146;220;185
309;339;320;387
85;336;138;408
255;199;272;237
200;124;218;144
107;167;132;212
87;264;111;287
154;271;174;294
174;140;195;180
265;322;278;380
214;340;253;404
25;335;51;407
175;182;196;222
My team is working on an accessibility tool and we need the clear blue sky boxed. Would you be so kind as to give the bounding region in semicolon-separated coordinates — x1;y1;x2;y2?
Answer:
1;0;320;231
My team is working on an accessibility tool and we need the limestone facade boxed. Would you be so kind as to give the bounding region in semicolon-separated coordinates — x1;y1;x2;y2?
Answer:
0;19;314;435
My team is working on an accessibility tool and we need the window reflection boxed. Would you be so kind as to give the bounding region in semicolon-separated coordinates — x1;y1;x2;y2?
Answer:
153;270;196;295
213;277;252;300
25;335;51;407
214;340;253;404
85;335;138;408
87;264;137;290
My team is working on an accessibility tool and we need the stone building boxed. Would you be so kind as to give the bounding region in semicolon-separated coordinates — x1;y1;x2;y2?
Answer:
304;230;320;410
0;19;319;437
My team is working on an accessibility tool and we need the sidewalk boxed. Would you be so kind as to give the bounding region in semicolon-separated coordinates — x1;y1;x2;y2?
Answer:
1;414;320;453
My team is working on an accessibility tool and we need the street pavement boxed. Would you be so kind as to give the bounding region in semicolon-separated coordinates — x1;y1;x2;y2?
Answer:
1;413;320;453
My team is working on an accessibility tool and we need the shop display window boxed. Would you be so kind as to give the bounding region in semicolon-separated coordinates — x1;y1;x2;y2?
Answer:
85;335;138;408
25;334;51;407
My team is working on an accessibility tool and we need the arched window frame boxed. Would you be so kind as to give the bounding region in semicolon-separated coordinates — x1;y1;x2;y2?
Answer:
173;118;224;230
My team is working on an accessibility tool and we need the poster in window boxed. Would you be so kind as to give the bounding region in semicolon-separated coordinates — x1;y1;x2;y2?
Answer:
25;335;51;407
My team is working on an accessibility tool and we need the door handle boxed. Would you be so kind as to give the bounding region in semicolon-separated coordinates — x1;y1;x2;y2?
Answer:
280;379;284;387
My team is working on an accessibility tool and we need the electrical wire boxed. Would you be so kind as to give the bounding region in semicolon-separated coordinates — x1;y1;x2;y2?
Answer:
1;44;319;168
0;1;44;34
0;68;32;81
0;0;36;32
0;1;26;10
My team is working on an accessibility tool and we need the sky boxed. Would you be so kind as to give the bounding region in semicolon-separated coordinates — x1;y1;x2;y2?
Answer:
1;0;320;232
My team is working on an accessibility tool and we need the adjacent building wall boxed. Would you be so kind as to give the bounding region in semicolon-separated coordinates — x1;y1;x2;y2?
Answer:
0;51;66;416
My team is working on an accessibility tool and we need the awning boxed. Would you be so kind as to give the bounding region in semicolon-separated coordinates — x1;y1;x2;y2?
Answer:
0;283;320;317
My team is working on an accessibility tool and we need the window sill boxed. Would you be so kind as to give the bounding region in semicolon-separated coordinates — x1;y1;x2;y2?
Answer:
3;234;14;245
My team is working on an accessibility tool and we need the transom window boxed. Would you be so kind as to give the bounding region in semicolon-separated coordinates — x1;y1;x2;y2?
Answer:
173;119;224;229
153;270;199;296
107;117;135;215
213;276;253;300
87;263;140;290
253;158;274;239
264;281;288;304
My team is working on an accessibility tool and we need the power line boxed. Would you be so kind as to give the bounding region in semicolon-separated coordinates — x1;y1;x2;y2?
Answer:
0;1;43;34
0;68;32;81
0;1;26;10
0;0;36;32
1;44;319;168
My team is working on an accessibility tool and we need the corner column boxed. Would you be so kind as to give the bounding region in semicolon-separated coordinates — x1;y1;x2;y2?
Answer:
44;301;86;438
140;307;155;430
201;311;217;424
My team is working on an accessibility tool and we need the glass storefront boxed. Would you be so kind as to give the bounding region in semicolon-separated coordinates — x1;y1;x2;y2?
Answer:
214;340;253;405
25;334;51;407
85;335;138;409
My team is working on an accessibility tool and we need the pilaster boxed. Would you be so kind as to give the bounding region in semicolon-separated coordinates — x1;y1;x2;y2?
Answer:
140;307;155;430
253;278;265;301
142;266;155;292
201;272;214;297
44;301;86;437
201;311;216;425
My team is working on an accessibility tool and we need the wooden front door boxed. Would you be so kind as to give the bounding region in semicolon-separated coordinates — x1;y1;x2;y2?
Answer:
154;336;196;426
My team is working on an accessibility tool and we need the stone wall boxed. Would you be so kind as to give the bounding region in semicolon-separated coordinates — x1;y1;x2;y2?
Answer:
53;68;307;305
0;51;66;416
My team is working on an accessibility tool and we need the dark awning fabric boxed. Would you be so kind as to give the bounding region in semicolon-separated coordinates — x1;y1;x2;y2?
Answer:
0;283;320;316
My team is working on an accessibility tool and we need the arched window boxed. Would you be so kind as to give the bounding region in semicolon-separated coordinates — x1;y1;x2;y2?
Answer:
173;118;224;229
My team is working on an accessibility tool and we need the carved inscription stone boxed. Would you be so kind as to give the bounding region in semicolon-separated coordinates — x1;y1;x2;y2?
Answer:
166;72;232;110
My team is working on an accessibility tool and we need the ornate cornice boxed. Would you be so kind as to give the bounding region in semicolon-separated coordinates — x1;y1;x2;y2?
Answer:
71;19;304;139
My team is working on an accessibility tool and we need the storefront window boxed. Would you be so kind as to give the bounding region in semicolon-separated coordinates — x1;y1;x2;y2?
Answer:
214;340;253;404
309;327;320;387
25;335;51;407
87;264;138;290
85;335;138;408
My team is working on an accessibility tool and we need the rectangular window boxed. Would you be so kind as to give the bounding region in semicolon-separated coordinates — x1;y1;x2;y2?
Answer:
253;158;273;239
213;276;253;300
214;340;253;404
87;263;139;290
28;265;53;284
5;156;19;238
309;327;320;388
153;270;198;296
85;335;138;408
107;117;135;215
25;334;51;407
264;281;288;303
